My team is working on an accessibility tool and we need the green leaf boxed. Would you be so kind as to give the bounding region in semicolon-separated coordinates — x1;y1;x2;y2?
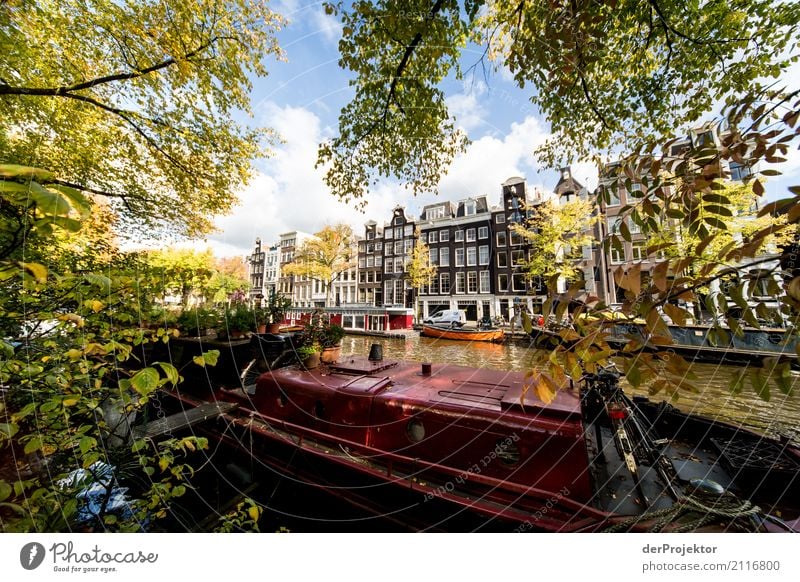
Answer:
28;182;72;216
728;369;747;395
23;436;43;455
0;164;54;181
157;362;180;386
0;480;12;502
626;363;642;388
0;422;19;440
79;436;96;455
750;369;770;401
83;273;112;293
193;350;220;367
130;367;160;396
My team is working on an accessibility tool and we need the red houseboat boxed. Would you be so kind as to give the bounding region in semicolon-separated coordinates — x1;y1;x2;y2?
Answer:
161;334;800;532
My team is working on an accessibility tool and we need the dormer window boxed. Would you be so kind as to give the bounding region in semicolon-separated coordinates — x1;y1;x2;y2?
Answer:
465;200;476;216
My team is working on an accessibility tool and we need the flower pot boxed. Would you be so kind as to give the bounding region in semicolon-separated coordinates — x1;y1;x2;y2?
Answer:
302;352;320;369
267;323;282;334
257;324;267;334
320;345;341;364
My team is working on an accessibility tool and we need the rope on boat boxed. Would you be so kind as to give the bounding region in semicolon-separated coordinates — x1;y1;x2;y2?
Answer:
603;491;763;533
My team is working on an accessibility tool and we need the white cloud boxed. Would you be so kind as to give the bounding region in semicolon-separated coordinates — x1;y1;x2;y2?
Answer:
446;91;486;132
309;7;342;45
568;161;599;193
437;115;551;202
205;110;562;257
206;103;402;256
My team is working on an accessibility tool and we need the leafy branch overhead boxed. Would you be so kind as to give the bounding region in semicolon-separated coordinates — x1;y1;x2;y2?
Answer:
321;0;799;197
0;0;284;237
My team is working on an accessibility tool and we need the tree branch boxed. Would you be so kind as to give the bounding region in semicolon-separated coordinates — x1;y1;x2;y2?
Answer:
0;40;216;97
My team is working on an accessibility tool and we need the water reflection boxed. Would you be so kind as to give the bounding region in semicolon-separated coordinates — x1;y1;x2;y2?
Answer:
341;334;800;443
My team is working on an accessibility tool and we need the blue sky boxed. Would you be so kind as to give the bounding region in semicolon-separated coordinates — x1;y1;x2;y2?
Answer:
202;0;800;257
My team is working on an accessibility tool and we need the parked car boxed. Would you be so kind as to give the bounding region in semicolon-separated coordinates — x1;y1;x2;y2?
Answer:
423;310;466;327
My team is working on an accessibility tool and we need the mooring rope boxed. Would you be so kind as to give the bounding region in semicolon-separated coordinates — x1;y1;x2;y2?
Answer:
603;491;763;533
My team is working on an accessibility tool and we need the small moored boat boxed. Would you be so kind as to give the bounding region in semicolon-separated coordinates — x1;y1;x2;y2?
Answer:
420;323;505;342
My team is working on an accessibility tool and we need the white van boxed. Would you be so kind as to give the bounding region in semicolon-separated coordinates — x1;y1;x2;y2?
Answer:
423;309;466;327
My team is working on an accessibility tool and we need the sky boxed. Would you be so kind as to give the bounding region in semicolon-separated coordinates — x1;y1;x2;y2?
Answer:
197;0;800;258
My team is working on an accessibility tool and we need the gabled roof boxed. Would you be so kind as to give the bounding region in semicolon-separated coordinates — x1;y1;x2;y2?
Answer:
553;167;586;196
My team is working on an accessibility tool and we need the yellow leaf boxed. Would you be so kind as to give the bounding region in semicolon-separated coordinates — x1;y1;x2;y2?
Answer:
535;373;559;404
63;398;79;407
247;505;261;522
158;457;169;472
65;349;83;360
19;262;47;283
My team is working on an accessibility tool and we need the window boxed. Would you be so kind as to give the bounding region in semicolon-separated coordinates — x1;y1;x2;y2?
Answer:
467;272;477;293
394;216;403;226
404;239;413;254
440;248;450;266
479;245;489;265
511;250;525;266
367;243;374;253
429;231;438;244
366;256;374;267
466;228;476;242
466;247;477;266
385;227;393;239
375;256;382;266
730;161;752;182
607;188;620;206
430;248;438;264
420;232;427;243
376;241;382;251
394;258;403;273
456;272;465;294
385;261;393;273
404;225;413;237
478;226;489;239
628;217;641;234
497;252;508;268
358;257;366;269
607;217;620;235
631;241;646;260
366;271;372;283
367;230;374;240
496;232;507;247
394;241;403;255
454;230;464;242
430;276;439;294
428;205;446;219
440;273;450;294
498;274;509;292
610;246;625;263
440;230;449;242
495;214;505;224
510;230;523;246
465;200;476;215
479;271;490;294
512;274;527;292
455;248;464;267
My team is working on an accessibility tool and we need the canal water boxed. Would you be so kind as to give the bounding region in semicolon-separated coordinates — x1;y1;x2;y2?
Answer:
341;334;800;444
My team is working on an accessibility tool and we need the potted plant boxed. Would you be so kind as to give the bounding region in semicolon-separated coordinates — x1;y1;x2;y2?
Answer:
221;305;255;340
265;290;292;333
296;344;320;369
319;322;345;364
